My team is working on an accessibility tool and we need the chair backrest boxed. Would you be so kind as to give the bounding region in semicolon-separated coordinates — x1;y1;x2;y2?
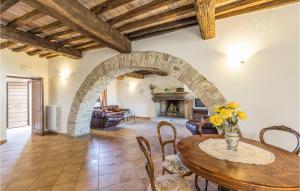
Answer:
157;121;177;161
259;125;300;155
136;136;156;191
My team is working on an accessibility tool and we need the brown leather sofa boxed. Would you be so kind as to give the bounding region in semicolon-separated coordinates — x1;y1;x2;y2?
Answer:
90;105;128;129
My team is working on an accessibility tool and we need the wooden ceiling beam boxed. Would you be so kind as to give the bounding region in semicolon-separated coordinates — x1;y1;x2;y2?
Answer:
118;4;195;33
0;0;19;13
0;40;17;48
39;52;52;57
12;44;31;52
46;54;59;59
22;0;131;53
28;21;63;34
0;24;81;59
45;29;78;41
107;0;229;25
107;0;182;25
27;48;44;55
216;0;300;19
129;22;197;41
7;9;45;28
78;44;103;51
91;0;135;15
59;35;87;45
193;0;216;40
127;17;197;39
71;41;98;49
216;0;271;15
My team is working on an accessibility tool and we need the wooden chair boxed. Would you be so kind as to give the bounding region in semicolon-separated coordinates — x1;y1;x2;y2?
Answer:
259;125;300;155
136;136;191;191
157;121;204;191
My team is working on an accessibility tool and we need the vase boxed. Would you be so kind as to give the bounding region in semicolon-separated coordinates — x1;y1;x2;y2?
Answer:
225;132;240;151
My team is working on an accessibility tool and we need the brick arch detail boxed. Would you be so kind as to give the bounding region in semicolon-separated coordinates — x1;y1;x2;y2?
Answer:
67;51;226;136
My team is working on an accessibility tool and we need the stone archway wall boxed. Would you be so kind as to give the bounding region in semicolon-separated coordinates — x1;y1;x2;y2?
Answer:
67;51;226;136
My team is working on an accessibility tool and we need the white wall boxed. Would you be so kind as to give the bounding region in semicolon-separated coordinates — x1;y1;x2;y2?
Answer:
0;50;48;141
46;4;298;150
107;79;118;105
116;75;185;117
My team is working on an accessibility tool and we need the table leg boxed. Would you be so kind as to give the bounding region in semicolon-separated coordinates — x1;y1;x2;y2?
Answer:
195;175;201;191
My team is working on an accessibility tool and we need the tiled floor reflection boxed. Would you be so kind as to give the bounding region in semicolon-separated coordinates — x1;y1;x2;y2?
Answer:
1;119;218;191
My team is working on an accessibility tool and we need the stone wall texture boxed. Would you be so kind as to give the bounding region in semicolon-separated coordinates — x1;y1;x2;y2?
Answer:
67;51;226;136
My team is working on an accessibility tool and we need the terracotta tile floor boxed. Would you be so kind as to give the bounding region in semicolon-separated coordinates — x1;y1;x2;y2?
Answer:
0;119;218;191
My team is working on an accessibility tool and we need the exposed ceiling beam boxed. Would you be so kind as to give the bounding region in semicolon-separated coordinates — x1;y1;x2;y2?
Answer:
22;0;131;53
128;0;300;41
28;21;63;34
193;0;216;40
0;0;19;13
0;40;17;48
71;41;98;49
0;24;82;59
90;0;135;15
118;4;195;33
107;0;182;25
59;35;87;45
78;44;103;51
216;0;271;15
39;52;52;57
27;48;44;55
107;0;230;25
216;0;300;19
45;29;78;41
7;9;45;28
12;44;31;52
46;54;59;59
127;17;198;39
129;22;197;41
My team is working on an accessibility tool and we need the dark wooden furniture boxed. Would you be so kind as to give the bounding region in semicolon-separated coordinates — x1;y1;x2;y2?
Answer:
192;108;208;121
157;121;207;191
136;136;191;191
260;125;300;155
157;121;191;175
186;118;218;135
177;135;300;191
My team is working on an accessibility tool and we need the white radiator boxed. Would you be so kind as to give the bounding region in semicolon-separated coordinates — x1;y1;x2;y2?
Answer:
46;105;60;131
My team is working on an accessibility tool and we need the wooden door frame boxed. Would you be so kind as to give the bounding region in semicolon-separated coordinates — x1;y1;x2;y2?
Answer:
31;79;44;135
6;75;44;133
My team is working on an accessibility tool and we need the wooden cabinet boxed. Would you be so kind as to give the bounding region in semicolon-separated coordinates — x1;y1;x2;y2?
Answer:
192;108;208;121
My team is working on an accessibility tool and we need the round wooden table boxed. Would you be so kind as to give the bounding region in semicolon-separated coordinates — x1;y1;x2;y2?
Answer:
177;135;300;191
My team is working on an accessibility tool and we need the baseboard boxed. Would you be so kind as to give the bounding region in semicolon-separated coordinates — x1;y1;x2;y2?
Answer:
46;131;67;136
0;140;7;145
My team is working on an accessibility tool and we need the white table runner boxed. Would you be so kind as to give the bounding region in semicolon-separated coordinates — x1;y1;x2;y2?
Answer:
199;138;275;165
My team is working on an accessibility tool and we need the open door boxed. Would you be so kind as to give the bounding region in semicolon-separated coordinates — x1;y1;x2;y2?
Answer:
31;79;44;135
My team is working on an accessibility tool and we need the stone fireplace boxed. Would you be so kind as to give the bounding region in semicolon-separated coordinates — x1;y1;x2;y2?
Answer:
152;92;190;118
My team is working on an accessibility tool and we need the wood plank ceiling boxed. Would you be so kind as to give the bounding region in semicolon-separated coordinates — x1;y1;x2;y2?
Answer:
0;0;299;59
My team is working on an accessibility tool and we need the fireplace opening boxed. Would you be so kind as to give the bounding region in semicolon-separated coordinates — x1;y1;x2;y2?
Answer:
165;100;183;117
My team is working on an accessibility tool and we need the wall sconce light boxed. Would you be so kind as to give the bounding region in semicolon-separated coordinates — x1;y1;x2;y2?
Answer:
129;81;137;92
226;43;253;69
59;69;70;81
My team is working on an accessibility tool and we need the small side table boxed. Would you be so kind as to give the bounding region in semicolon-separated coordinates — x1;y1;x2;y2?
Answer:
124;111;135;123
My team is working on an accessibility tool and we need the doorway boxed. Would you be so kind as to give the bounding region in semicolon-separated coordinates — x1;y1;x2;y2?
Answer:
6;76;44;136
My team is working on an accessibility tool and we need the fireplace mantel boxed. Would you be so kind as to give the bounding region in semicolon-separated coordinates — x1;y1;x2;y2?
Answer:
152;92;189;102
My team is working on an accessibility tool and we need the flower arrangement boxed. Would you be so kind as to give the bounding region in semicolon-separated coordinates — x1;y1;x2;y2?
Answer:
209;102;247;133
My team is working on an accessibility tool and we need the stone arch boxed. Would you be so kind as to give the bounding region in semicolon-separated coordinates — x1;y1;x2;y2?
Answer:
67;51;226;136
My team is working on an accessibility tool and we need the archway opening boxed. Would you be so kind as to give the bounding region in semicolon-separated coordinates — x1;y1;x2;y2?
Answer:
67;51;226;137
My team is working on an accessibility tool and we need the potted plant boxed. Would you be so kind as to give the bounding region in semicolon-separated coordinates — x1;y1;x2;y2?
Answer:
209;102;247;151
